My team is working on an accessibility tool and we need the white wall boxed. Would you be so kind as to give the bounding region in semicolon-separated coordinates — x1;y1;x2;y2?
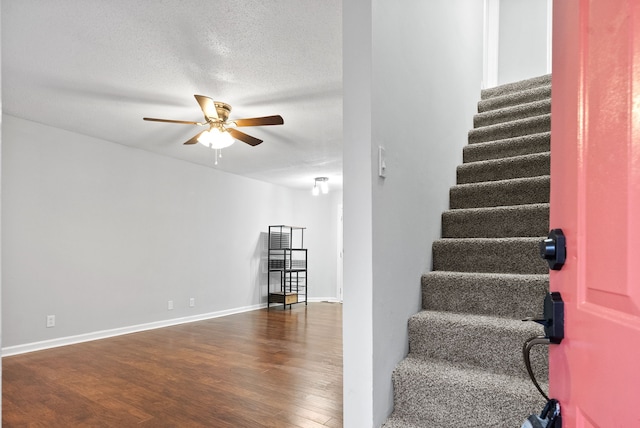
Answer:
344;1;484;426
2;115;339;353
0;3;3;412
343;0;374;423
497;0;550;84
292;189;343;301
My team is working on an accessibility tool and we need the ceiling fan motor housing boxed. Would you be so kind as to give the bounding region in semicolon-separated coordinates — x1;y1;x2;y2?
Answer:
213;102;232;123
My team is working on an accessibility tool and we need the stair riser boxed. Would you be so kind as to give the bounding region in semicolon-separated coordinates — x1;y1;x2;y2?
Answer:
432;238;549;274
422;273;548;318
408;313;548;379
469;114;550;144
474;100;550;128
442;204;549;238
478;85;551;113
450;176;550;209
463;132;550;163
457;152;549;184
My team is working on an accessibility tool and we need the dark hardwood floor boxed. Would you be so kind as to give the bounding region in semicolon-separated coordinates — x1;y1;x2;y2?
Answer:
3;302;343;427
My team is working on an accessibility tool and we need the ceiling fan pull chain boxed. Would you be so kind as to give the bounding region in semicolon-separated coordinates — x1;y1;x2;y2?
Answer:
209;143;218;166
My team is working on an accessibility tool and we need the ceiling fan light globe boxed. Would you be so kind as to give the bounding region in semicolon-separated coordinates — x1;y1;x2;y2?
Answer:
312;185;320;196
197;129;235;149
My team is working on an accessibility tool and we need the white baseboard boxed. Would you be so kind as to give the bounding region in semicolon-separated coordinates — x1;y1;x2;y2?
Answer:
2;303;266;357
308;297;341;303
1;299;341;357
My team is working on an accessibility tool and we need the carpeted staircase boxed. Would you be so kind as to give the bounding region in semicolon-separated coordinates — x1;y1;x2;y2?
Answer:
384;75;552;427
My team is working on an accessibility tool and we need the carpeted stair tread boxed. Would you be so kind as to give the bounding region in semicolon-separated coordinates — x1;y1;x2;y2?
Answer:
442;203;549;238
422;271;548;318
450;175;550;209
481;74;551;100
473;98;550;128
463;132;550;163
432;237;549;274
469;114;551;144
457;151;550;184
387;356;547;428
478;84;551;113
408;310;548;379
381;418;424;428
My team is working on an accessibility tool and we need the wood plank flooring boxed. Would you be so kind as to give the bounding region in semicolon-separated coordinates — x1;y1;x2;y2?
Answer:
2;302;343;427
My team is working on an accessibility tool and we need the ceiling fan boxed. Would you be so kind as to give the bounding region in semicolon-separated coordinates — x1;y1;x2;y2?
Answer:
143;95;284;148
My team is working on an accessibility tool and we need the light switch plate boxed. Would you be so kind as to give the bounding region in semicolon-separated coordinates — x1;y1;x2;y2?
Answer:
378;146;387;178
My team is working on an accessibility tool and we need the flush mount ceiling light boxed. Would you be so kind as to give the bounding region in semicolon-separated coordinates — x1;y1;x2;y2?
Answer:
312;177;329;196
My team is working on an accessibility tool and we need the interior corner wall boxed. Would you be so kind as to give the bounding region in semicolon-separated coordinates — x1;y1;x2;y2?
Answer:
344;0;484;426
497;0;549;84
1;115;337;351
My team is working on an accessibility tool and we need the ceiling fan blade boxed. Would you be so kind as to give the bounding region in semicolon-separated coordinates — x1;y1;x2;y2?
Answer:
143;117;204;125
194;95;218;121
233;115;284;127
184;130;207;145
228;128;263;146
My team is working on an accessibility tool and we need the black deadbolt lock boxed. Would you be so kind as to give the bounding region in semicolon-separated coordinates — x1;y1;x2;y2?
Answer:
540;229;566;270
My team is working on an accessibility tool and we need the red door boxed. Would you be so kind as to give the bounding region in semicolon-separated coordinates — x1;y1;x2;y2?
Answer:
550;0;640;426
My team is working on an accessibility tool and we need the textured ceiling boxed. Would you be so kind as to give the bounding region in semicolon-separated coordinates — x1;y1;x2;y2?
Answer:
2;0;343;190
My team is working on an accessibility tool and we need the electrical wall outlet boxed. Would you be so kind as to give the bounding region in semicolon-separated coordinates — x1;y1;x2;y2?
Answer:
168;300;174;310
189;298;195;308
46;315;56;328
